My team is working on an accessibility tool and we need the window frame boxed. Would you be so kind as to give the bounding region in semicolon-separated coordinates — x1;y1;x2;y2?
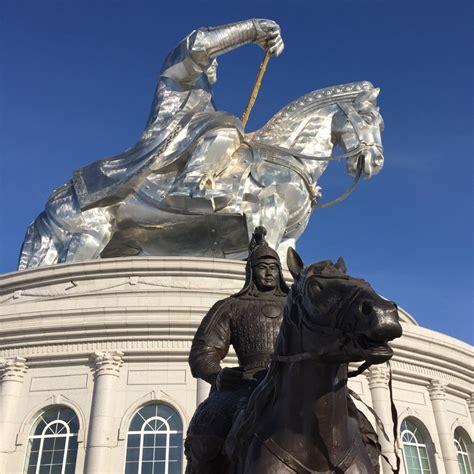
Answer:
24;406;79;474
400;419;432;474
454;430;473;474
124;403;183;474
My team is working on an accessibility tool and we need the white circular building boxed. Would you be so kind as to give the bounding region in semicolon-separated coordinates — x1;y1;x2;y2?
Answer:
0;257;472;474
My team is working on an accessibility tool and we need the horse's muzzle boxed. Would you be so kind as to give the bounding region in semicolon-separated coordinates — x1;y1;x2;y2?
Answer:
365;305;402;342
361;147;384;178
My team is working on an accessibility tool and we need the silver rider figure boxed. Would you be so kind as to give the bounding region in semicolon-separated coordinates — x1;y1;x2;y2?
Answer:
161;19;284;211
74;19;284;213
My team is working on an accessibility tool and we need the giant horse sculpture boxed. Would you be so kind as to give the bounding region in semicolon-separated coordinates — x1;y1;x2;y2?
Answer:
19;81;384;269
225;249;402;473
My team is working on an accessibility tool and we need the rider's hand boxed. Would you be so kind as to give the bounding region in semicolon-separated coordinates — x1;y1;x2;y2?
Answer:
216;367;244;391
253;19;284;56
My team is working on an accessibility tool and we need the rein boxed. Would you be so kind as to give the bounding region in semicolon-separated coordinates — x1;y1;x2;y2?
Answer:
253;142;364;209
348;362;401;474
250;100;381;209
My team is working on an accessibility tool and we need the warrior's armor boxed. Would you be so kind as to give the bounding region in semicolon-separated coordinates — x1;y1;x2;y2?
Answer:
190;289;286;384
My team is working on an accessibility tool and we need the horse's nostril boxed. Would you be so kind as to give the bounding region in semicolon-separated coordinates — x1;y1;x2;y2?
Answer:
360;301;373;316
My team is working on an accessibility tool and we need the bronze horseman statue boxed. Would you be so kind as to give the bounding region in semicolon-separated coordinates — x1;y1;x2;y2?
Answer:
186;228;402;473
19;19;385;269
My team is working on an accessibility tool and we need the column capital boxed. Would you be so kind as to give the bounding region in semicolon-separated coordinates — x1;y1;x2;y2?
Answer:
428;379;447;401
366;364;389;389
90;351;124;377
0;356;28;382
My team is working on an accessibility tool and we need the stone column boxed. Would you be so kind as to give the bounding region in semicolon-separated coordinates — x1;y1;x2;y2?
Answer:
366;365;397;474
428;380;458;474
468;393;474;425
196;378;210;406
84;351;124;474
0;357;28;470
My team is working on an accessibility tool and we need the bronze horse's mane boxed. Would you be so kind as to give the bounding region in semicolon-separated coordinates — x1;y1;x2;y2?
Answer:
228;259;350;464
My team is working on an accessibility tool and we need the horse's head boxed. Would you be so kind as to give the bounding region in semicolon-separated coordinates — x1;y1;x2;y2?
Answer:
277;248;402;365
332;88;385;179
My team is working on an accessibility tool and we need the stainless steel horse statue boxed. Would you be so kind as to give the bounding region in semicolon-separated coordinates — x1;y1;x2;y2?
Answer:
225;248;402;473
18;19;384;269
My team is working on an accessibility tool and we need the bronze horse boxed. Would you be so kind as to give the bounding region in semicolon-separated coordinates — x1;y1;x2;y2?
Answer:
225;249;402;473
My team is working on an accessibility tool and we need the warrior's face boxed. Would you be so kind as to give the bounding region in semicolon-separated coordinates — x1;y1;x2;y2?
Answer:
252;258;280;292
206;59;218;85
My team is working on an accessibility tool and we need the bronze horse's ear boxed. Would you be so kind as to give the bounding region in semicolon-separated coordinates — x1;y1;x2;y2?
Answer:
335;256;347;274
287;248;304;279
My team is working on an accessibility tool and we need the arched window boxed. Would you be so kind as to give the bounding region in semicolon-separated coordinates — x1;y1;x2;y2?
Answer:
24;406;79;474
400;419;432;474
125;403;183;474
454;429;473;474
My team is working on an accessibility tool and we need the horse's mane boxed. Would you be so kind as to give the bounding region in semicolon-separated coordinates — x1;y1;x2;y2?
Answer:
251;81;374;149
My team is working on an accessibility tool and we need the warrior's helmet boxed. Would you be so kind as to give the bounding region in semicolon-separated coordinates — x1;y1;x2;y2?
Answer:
234;227;289;297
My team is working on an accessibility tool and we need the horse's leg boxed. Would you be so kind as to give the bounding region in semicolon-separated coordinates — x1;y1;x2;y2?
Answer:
18;181;115;269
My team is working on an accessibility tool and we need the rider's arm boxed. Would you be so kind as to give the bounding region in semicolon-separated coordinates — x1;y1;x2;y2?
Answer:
188;300;233;386
161;19;284;83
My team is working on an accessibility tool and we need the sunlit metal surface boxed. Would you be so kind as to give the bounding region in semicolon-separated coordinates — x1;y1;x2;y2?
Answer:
18;20;383;270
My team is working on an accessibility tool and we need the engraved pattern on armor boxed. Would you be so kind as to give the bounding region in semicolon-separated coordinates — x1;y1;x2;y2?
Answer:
229;298;285;371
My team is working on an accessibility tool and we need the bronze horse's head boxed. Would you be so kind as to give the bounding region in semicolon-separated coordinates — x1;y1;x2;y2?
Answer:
278;248;402;365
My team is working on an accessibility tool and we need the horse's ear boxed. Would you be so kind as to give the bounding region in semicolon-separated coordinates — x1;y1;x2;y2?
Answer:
287;248;304;279
355;88;380;106
335;256;347;274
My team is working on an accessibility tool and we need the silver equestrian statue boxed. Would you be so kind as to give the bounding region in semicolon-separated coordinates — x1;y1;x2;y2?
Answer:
18;19;385;270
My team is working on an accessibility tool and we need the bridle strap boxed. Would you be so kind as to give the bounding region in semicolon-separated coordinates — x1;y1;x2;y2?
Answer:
348;361;400;474
255;140;365;162
348;360;372;378
388;362;401;474
313;167;362;209
337;102;368;144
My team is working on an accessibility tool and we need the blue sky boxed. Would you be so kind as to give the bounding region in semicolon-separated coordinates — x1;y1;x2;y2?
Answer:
1;0;472;344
